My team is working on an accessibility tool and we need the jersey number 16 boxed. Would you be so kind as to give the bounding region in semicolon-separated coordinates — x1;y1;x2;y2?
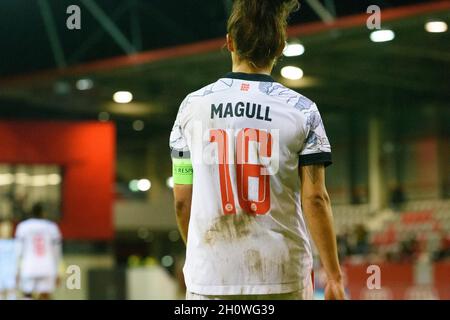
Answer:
210;128;272;215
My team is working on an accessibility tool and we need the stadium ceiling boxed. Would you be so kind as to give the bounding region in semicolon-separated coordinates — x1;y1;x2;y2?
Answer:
0;0;431;76
0;0;449;137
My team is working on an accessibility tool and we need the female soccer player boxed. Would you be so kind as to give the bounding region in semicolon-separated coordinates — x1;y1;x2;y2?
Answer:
15;203;62;300
170;0;345;300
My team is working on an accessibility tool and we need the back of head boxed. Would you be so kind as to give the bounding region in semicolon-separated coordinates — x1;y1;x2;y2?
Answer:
227;0;299;68
31;202;45;219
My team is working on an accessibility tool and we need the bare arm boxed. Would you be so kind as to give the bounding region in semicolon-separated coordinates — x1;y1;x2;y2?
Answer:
173;184;193;245
300;164;345;300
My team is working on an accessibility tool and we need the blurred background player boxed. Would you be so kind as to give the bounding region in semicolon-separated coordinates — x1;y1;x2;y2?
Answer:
170;0;345;300
15;203;62;300
0;219;17;300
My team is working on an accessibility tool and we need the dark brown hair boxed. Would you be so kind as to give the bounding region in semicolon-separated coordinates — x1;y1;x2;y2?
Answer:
227;0;298;68
31;202;44;218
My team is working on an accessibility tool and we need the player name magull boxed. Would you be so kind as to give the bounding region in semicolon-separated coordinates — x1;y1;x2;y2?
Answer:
211;102;272;121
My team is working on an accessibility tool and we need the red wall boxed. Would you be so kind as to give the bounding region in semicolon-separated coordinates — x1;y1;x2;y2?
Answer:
0;121;115;240
345;262;450;300
344;262;414;299
434;262;450;299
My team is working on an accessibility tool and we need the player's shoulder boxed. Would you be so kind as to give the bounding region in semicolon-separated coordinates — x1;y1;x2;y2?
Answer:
176;79;234;116
15;219;32;234
43;219;59;229
184;78;235;102
18;218;54;228
16;218;32;228
259;81;317;113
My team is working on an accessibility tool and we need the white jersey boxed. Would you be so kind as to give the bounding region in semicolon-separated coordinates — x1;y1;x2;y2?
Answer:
170;72;332;295
15;219;62;278
0;239;17;290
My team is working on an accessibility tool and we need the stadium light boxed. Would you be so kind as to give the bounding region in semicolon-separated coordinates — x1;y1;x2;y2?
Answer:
129;179;139;192
15;173;29;185
98;111;110;122
166;176;174;189
76;79;93;91
370;29;395;42
0;174;14;186
168;230;180;242
161;255;174;267
133;120;145;131
113;91;133;104
30;175;50;187
137;179;151;192
47;174;62;185
425;21;448;33
283;43;305;57
281;66;304;80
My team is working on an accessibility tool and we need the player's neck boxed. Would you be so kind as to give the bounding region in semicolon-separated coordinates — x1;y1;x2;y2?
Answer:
232;60;273;76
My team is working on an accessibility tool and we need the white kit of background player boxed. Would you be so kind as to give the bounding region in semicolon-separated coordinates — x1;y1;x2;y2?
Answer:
170;72;332;297
15;214;62;296
0;221;18;300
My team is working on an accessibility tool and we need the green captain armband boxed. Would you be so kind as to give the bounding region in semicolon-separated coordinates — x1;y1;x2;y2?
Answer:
172;158;193;184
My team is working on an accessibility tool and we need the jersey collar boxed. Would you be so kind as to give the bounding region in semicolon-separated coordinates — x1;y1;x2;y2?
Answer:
224;72;275;82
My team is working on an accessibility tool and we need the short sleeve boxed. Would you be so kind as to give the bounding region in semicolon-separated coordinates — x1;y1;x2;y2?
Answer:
169;97;191;160
52;224;62;242
299;103;332;167
15;224;24;240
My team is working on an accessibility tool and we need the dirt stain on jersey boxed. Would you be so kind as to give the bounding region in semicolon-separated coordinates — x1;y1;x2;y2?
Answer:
245;249;265;281
204;213;254;245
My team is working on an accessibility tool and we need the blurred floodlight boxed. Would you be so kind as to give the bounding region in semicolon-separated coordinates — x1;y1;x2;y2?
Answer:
370;29;395;42
0;174;14;186
166;176;174;189
281;66;304;80
425;21;448;33
129;179;139;192
283;43;305;57
132;120;145;131
53;81;71;95
30;175;49;187
161;255;174;267
137;179;151;192
168;230;180;242
76;79;93;90
15;173;29;185
137;227;150;239
113;91;133;104
11;173;61;186
98;111;110;122
47;174;61;185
